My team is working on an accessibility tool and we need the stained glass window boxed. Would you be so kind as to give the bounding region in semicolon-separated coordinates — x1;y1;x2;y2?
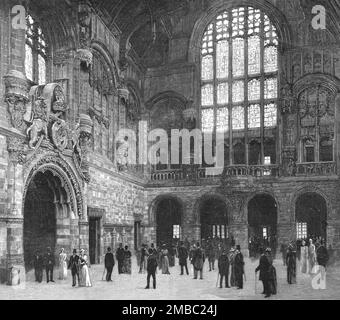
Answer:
232;81;244;103
217;40;229;79
202;108;214;133
264;103;277;127
217;83;228;104
200;6;278;165
264;46;278;73
217;107;229;132
201;84;214;106
233;38;245;77
248;36;261;75
264;78;277;99
248;104;261;128
232;106;244;130
248;79;260;101
25;14;47;84
25;44;33;81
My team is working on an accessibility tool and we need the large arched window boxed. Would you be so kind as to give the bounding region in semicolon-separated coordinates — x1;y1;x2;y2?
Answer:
25;14;47;84
201;7;278;166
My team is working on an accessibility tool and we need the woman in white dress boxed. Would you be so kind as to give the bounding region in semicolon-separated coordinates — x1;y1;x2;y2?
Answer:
308;239;317;273
59;248;68;280
300;240;309;274
80;249;92;287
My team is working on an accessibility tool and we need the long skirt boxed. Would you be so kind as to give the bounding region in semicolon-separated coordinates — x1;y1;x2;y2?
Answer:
287;262;296;284
268;266;277;294
59;261;67;280
230;264;236;287
80;266;92;287
162;256;170;274
169;255;175;267
123;258;131;274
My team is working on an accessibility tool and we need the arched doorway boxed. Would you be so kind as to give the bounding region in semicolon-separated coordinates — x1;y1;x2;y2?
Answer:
23;170;75;271
200;196;228;241
155;197;182;247
295;193;327;241
248;194;277;257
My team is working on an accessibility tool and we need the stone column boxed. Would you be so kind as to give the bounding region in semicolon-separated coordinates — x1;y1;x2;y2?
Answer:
280;84;298;176
78;221;89;252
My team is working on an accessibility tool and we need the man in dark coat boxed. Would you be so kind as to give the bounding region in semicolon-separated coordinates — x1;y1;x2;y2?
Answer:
116;243;125;274
44;247;55;283
234;245;245;289
139;244;148;273
145;248;158;289
218;249;230;288
316;240;329;268
33;250;43;283
178;241;189;275
255;247;269;294
207;240;216;271
105;247;115;281
68;249;80;287
191;242;205;280
286;244;297;284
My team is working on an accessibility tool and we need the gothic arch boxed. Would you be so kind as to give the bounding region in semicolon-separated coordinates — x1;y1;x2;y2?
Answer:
145;91;187;110
293;74;340;97
243;190;279;219
193;193;231;225
148;194;184;226
290;185;332;223
23;152;85;220
91;40;120;90
188;0;292;64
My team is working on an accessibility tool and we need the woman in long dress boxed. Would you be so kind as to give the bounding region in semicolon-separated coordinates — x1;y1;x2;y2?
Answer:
161;247;170;274
300;240;309;274
123;246;132;274
229;248;236;287
79;249;92;287
286;245;297;284
58;248;68;280
308;239;317;273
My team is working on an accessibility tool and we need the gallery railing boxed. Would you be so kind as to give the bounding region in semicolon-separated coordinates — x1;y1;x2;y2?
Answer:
295;162;336;176
149;164;280;182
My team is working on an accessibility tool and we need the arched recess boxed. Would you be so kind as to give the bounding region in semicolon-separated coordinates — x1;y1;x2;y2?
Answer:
247;193;278;257
148;195;184;247
197;194;229;240
22;153;85;271
295;193;327;242
188;0;292;64
293;74;340;165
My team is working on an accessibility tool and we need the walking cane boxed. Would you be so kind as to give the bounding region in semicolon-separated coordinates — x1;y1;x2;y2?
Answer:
216;272;220;288
255;271;257;294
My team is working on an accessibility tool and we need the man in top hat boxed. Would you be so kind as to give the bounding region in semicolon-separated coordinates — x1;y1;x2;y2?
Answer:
68;249;80;287
145;248;158;289
218;249;230;288
33;250;44;283
178;241;189;275
44;247;55;283
191;242;205;280
116;243;125;274
286;244;296;284
105;247;115;281
234;245;245;289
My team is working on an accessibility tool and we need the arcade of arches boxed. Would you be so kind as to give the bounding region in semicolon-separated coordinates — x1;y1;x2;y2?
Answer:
1;0;340;285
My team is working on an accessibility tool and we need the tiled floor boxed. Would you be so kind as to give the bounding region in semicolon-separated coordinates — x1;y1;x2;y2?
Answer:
0;258;338;300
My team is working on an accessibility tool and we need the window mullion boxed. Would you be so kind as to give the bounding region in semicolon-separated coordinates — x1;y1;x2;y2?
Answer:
228;10;233;166
213;21;217;137
245;8;249;166
260;12;265;165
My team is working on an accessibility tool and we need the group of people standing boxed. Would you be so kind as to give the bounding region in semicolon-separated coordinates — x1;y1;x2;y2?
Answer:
33;247;92;287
